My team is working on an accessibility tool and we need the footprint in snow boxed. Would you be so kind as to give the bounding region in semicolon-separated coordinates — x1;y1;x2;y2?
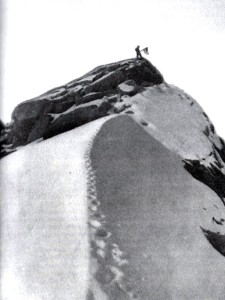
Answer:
89;219;102;228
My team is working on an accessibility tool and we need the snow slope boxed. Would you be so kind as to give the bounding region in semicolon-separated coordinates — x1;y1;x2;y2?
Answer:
0;116;114;300
1;111;225;299
116;82;225;207
90;115;225;299
120;83;222;160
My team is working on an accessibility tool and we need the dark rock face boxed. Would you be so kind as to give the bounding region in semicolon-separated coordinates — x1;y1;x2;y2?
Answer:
184;159;225;205
1;58;163;156
201;227;225;257
0;120;6;157
183;140;225;206
44;100;112;140
183;144;225;257
83;70;126;94
27;114;53;143
0;120;5;132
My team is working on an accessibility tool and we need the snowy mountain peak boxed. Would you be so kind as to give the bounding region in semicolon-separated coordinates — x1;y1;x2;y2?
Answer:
1;57;225;299
1;58;225;206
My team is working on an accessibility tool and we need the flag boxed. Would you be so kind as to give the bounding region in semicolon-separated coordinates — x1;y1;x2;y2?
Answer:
142;47;149;55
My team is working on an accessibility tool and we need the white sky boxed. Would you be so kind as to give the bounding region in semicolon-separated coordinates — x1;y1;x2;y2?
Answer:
1;0;225;137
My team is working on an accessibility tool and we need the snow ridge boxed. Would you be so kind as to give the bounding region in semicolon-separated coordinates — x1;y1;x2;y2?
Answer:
84;120;139;299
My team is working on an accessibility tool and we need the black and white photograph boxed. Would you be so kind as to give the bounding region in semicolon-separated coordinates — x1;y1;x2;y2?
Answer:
1;0;225;299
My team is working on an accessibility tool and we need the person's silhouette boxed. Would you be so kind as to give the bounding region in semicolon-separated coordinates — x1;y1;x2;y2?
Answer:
135;45;142;59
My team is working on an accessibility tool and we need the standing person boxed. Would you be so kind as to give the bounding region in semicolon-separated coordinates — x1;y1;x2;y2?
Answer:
135;45;142;59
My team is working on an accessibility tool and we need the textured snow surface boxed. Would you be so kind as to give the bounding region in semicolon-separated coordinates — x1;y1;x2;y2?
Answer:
0;116;114;300
90;116;225;299
123;83;219;160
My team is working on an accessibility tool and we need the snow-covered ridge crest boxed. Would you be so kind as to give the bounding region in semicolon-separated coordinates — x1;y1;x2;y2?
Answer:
1;57;225;204
1;57;225;202
1;57;224;159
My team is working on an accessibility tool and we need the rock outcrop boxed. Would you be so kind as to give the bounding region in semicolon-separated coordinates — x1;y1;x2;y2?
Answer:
0;58;163;156
0;120;5;132
0;120;6;156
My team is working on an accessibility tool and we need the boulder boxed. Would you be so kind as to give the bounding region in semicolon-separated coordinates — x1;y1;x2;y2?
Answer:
83;70;126;94
44;100;112;140
27;114;53;143
9;117;38;147
12;99;48;122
